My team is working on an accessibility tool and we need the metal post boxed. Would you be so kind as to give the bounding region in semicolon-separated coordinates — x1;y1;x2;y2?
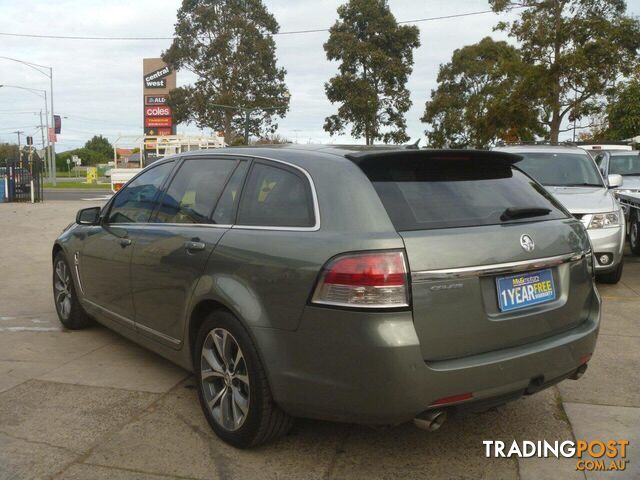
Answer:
14;131;22;164
39;110;46;177
43;90;52;183
50;67;56;186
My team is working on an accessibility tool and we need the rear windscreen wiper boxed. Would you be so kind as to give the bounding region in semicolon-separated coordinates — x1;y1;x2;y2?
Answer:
500;207;552;221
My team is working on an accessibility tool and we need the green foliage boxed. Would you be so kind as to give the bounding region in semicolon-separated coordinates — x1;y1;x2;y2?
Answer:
422;37;543;148
490;0;640;143
607;77;640;140
84;135;114;159
0;143;19;162
163;0;290;143
323;0;420;144
56;135;113;170
57;148;109;170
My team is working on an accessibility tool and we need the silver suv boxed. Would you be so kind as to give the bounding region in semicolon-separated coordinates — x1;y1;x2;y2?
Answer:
52;146;600;447
496;145;625;284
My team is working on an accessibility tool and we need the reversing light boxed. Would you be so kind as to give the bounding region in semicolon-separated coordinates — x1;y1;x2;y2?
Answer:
311;251;409;308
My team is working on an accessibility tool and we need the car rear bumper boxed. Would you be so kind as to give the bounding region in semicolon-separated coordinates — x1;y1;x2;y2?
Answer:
587;225;625;272
252;291;600;424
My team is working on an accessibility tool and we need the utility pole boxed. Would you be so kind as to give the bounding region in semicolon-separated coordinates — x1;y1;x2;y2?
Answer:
13;131;24;164
39;110;46;176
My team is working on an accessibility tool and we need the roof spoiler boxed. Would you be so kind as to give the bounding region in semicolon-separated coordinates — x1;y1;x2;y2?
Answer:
345;149;523;165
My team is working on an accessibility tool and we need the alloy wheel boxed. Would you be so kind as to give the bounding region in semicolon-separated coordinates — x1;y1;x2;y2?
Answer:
631;219;638;248
200;328;250;431
54;260;72;320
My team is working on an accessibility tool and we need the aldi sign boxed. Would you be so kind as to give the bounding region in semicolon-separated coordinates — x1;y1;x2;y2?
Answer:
145;95;167;105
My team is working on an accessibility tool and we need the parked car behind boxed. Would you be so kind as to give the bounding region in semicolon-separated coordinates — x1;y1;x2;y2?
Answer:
496;145;625;284
593;150;640;193
52;146;600;448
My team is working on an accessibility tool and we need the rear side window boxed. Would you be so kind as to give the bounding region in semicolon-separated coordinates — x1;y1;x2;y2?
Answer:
155;158;237;224
360;157;568;231
236;162;314;228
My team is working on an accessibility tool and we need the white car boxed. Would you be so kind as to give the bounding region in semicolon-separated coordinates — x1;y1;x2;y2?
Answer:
496;145;625;284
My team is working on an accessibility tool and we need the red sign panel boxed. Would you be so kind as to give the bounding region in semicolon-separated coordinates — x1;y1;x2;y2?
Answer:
145;127;173;136
145;116;172;128
145;106;172;117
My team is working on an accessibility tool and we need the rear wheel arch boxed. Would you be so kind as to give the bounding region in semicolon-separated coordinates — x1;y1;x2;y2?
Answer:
188;299;263;371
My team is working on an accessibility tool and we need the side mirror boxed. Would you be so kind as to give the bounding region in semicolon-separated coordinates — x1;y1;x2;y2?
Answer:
76;206;101;225
607;174;623;189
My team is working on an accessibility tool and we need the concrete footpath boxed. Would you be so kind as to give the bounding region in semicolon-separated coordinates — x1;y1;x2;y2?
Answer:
0;201;638;480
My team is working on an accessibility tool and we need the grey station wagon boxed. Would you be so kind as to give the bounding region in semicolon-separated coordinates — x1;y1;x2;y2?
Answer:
52;146;600;448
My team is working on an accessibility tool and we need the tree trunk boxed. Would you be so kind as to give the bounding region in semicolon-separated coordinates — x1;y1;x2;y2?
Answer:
224;110;233;144
549;0;562;145
550;111;561;144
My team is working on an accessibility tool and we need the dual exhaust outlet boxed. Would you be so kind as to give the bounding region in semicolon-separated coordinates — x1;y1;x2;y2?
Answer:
414;363;588;432
413;409;447;432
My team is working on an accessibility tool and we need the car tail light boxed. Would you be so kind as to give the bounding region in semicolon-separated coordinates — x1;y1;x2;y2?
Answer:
311;251;409;308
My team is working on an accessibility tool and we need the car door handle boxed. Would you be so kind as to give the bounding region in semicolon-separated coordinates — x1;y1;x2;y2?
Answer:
119;238;132;247
184;241;206;252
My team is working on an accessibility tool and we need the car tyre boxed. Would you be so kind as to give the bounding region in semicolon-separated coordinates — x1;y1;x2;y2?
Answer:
194;310;293;448
629;211;640;255
52;252;93;329
597;260;624;284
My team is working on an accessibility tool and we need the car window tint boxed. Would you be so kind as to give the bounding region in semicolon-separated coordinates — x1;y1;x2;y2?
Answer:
108;161;174;224
515;152;604;187
212;160;249;225
155;159;237;224
360;157;568;231
608;155;640;176
236;163;314;228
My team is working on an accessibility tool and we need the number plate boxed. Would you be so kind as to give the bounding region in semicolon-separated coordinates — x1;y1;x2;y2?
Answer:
496;269;556;312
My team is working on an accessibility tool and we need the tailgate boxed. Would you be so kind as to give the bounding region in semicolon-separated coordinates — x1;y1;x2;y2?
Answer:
353;149;594;361
403;221;593;361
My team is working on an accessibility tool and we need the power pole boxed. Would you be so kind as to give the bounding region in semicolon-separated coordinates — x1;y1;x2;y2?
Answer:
39;110;46;176
13;131;24;164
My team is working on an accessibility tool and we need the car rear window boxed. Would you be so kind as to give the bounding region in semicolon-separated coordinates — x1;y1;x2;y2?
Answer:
360;156;568;231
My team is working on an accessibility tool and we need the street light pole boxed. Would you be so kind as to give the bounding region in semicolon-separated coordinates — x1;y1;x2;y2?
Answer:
0;56;56;184
13;131;24;164
0;84;52;180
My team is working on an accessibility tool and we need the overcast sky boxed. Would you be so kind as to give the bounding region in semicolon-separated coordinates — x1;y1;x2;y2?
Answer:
1;0;639;152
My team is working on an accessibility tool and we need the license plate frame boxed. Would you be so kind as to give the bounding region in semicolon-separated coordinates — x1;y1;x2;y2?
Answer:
496;268;556;312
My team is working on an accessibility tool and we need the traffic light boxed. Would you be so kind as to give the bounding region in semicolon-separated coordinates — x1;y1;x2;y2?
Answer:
26;136;33;146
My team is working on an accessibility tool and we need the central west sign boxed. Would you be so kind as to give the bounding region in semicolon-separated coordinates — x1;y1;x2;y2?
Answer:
144;65;171;88
143;58;176;138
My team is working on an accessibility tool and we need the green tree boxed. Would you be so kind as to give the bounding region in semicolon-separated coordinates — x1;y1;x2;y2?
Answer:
84;135;114;160
163;0;289;143
490;0;640;144
323;0;420;144
607;77;640;140
422;37;543;148
0;143;19;162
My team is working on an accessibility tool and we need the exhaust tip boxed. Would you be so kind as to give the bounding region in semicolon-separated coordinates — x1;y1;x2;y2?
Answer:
414;410;447;432
569;363;588;380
